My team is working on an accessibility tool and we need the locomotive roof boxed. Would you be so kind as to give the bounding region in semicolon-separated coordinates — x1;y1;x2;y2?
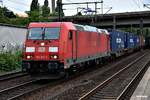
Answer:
28;22;76;30
28;22;109;34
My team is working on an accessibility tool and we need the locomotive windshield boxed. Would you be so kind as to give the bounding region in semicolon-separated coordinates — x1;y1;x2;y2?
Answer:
44;28;60;39
27;27;60;40
28;28;43;39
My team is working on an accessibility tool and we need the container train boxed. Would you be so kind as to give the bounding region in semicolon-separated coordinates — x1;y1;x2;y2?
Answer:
22;22;145;79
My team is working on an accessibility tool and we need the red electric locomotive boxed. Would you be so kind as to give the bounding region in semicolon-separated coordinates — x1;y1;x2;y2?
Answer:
22;22;110;79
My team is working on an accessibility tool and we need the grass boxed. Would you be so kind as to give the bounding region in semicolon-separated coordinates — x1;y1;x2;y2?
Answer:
0;51;22;72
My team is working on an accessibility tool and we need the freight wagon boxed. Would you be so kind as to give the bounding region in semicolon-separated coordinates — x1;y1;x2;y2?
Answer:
124;32;135;52
109;30;125;57
133;34;140;50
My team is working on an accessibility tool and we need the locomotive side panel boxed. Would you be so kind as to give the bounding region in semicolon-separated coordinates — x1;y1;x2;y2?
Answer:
75;31;98;63
100;33;110;55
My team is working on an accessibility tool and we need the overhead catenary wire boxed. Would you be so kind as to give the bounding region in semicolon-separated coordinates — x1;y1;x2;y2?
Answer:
143;0;150;9
63;0;106;14
65;0;87;12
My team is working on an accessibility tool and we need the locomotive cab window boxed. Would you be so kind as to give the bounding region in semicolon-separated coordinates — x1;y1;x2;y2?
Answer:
69;30;73;40
44;28;60;39
28;28;43;39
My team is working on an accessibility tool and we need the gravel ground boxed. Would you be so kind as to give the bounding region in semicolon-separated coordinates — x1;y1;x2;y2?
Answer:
16;51;146;100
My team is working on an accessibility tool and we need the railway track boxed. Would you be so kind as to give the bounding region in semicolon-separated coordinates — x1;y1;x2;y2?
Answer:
0;71;28;82
79;52;150;100
0;51;147;100
0;80;39;100
42;51;147;100
0;71;31;91
1;74;81;100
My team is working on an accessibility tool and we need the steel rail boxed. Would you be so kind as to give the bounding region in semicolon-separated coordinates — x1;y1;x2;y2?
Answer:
0;72;28;81
0;71;21;78
116;58;150;100
78;53;147;100
7;82;53;100
0;80;36;94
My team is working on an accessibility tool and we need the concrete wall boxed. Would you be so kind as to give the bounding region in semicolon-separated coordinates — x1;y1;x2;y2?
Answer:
0;25;27;52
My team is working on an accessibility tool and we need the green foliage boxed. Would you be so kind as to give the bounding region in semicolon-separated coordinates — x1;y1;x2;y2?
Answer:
55;0;64;16
49;12;59;16
0;0;58;26
0;7;4;18
0;6;16;24
76;12;82;16
29;10;40;21
30;0;39;11
0;7;16;18
44;0;48;7
42;6;50;17
9;18;30;26
3;7;16;18
0;51;22;71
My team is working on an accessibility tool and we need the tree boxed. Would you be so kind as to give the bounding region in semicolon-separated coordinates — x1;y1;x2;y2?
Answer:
30;0;39;11
30;0;40;19
55;0;64;17
0;7;4;18
29;11;40;21
76;12;82;16
0;7;16;18
44;0;48;7
42;0;50;17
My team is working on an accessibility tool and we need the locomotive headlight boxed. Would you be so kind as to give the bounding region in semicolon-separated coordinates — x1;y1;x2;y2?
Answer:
40;42;45;46
26;47;35;52
49;47;58;52
50;55;58;59
27;55;31;59
53;55;58;59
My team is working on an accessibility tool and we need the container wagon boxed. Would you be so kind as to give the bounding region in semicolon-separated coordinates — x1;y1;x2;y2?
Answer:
133;34;140;50
124;32;135;52
109;30;125;57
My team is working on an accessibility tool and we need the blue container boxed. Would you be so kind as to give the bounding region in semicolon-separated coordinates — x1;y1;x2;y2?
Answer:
109;30;125;53
125;32;134;49
133;35;140;48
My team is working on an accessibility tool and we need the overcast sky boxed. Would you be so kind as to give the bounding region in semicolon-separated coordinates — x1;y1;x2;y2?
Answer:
1;0;150;16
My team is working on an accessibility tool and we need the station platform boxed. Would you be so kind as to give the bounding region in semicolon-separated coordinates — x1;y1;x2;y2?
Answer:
130;66;150;100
